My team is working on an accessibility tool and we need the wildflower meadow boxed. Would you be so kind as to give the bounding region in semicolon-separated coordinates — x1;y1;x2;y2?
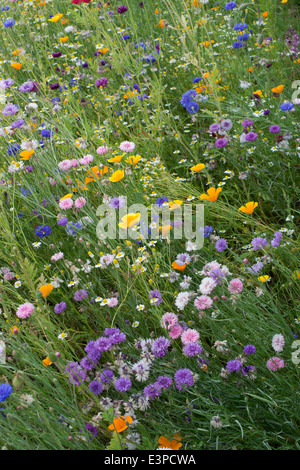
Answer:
0;0;299;453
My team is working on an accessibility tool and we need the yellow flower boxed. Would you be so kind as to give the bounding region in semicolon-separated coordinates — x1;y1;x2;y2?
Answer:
169;200;183;210
19;150;34;161
42;357;52;366
190;163;205;172
48;14;63;23
59;36;69;43
10;62;22;70
239;201;258;214
59;193;73;201
107;154;123;163
200;187;222;202
39;284;54;297
119;213;141;229
109;170;124;182
125;155;141;165
258;275;270;283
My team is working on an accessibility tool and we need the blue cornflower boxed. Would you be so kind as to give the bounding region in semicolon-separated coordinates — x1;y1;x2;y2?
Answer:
7;144;20;156
4;19;15;27
225;2;237;9
186;101;199;114
280;102;294;111
35;225;52;237
0;383;13;402
234;23;247;31
66;222;82;236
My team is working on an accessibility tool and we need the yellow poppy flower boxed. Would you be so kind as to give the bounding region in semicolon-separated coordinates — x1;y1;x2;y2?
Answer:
119;213;141;229
239;202;258;214
59;193;73;201
271;85;285;94
109;170;124;182
169;200;183;210
200;187;222;202
125;155;141;165
107;155;123;163
48;14;63;22
190;163;205;172
258;275;270;283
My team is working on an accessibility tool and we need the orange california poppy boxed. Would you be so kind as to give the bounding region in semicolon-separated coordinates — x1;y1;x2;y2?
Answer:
10;62;22;70
43;357;52;366
262;11;268;17
107;154;124;163
200;187;222;202
271;85;285;94
39;284;54;297
158;435;182;450
239;201;258;214
171;261;188;271
108;416;133;433
19;150;34;160
59;36;69;43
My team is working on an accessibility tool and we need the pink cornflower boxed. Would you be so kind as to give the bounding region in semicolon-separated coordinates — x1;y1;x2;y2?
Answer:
228;278;243;294
96;145;111;155
161;312;178;330
74;197;87;209
51;252;64;262
267;357;285;371
194;295;213;311
16;302;35;319
59;198;73;210
199;277;217;295
272;334;285;353
119;141;135;152
58;160;72;171
70;159;79;168
107;298;118;307
169;325;183;339
79;154;93;165
181;329;200;345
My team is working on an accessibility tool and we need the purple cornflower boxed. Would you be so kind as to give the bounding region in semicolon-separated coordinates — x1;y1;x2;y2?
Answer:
95;77;108;88
0;78;14;89
221;119;233;130
100;369;114;384
19;81;37;93
54;301;67;314
65;362;86;386
85;341;102;362
89;381;103;395
271;231;282;248
144;383;162;399
151;336;170;358
74;289;88;301
174;368;194;391
248;261;264;274
251;236;268;251
85;423;98;437
115;377;132;393
149;289;162;306
57;217;68;226
242;119;254;127
215;238;227;252
80;357;97;371
117;5;128;14
226;360;243;372
245;132;258;142
210;268;225;285
269;125;281;133
95;336;112;352
203;225;214;237
241;365;256;376
244;345;256;355
215;138;228;148
155;375;173;389
11;119;25;129
109;196;126;209
109;332;126;345
183;343;203;357
176;253;191;266
2;103;19;116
